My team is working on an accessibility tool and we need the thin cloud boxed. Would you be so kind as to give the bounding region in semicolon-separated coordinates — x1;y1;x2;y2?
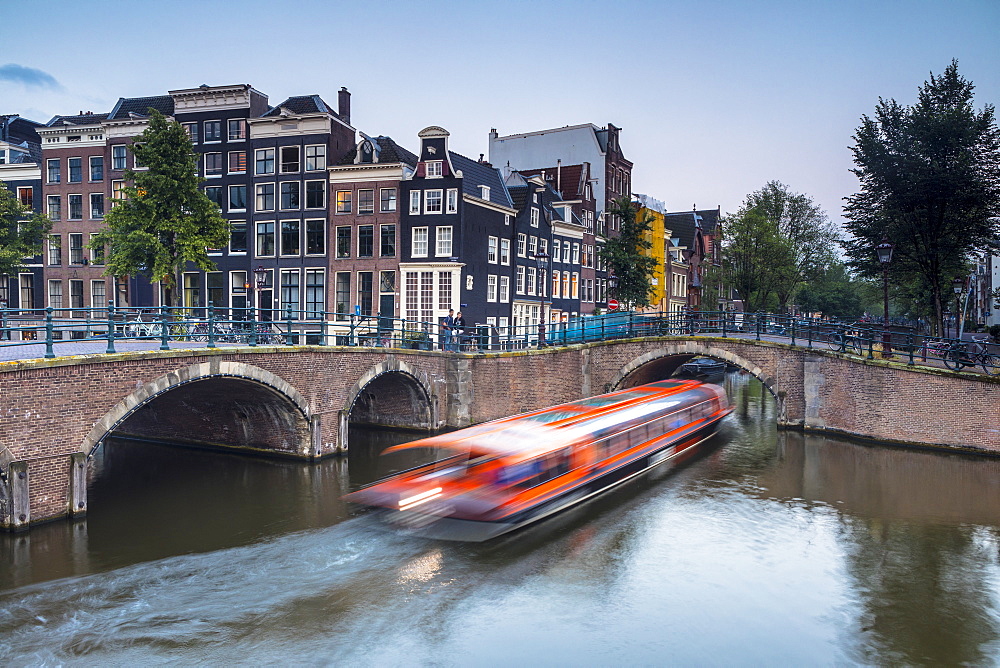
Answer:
0;63;61;90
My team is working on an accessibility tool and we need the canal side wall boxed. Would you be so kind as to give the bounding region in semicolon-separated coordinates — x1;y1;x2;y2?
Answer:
1;338;997;530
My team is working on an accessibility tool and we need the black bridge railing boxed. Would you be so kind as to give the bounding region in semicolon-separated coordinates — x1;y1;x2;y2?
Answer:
1;306;997;377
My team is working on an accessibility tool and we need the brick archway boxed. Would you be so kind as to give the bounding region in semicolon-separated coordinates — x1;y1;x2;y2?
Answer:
81;361;311;457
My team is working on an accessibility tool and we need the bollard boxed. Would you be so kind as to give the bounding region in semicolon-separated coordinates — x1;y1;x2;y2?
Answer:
159;304;170;350
105;300;116;354
249;305;258;346
44;307;55;358
207;302;217;348
285;307;294;345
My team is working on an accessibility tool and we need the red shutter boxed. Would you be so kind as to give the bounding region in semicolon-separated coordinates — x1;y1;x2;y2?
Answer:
415;162;426;178
441;160;450;176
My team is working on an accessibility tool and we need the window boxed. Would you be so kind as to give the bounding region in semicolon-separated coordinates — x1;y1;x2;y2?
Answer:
358;189;374;214
230;221;247;253
572;272;579;299
380;225;396;257
19;274;34;312
488;237;498;263
435;226;452;256
47;195;61;220
280;220;300;256
205;186;223;208
305;181;325;208
228;119;246;141
336;190;352;214
68;158;82;183
424;189;442;214
516;266;525;294
409;190;420;214
280;146;300;173
48;236;61;266
256;148;275;174
426;160;442;177
505;214;510;226
280;181;300;209
487;275;497;302
204;153;222;176
204;120;222;142
479;185;490;200
562;272;570;299
305;145;326;171
530;207;539;227
517;233;526;257
47;159;60;183
380;188;396;212
68;195;83;220
528;236;537;256
573;243;580;264
229;185;246;211
305;219;325;255
552;271;560;298
17;187;32;209
553;240;561;263
563;241;571;263
182;122;199;143
499;276;510;303
90;156;103;181
447;189;458;213
527;267;536;295
48;280;63;309
69;234;84;265
438;272;453;310
255;183;275;211
228;151;246;174
358;225;374;257
412;227;428;257
91;280;106;313
335;272;350;319
305;269;324;318
280;270;300;316
112;145;127;170
90;193;104;219
256;221;275;256
500;239;510;265
540;270;547;297
336;226;351;258
357;271;374;316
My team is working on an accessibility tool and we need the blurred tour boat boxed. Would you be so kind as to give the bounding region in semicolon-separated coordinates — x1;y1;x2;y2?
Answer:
344;379;732;541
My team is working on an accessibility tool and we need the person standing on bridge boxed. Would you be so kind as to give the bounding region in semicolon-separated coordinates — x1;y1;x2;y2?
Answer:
441;309;455;351
453;311;466;351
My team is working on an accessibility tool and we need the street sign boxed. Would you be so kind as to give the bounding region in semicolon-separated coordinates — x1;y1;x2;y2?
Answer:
607;298;619;311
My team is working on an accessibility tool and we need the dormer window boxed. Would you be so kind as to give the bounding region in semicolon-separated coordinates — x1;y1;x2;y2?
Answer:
479;185;490;200
360;141;374;164
426;160;443;177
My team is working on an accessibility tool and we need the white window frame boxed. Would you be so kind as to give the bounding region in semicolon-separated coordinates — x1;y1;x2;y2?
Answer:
228;184;247;212
203;119;222;143
305;144;326;171
516;266;525;295
530;207;539;227
435;226;453;257
424;189;443;214
479;185;490;200
517;233;526;257
487;275;497;302
425;160;443;178
409;190;421;214
499;276;510;303
412;227;428;258
487;236;498;264
446;188;458;213
255;148;275;175
500;238;510;265
553;240;561;263
204;152;223;178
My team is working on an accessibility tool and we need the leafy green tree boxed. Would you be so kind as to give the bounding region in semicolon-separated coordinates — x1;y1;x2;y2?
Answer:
723;205;797;311
843;61;1000;336
0;180;50;279
795;261;865;318
89;110;229;306
599;196;657;309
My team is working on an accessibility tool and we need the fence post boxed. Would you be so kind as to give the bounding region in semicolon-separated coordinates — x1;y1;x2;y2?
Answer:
249;305;258;347
790;317;796;347
285;307;294;346
318;317;326;346
105;300;116;354
207;302;217;349
349;314;356;346
906;332;915;366
722;310;728;337
44;307;55;359
159;305;170;350
755;312;761;341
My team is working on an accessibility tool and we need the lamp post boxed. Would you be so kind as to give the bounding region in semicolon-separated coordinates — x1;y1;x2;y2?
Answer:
952;276;965;340
243;265;267;317
608;273;619;303
533;251;550;346
875;237;894;357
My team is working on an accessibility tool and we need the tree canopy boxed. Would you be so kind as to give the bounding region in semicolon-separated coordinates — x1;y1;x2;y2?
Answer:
598;196;658;309
842;60;1000;335
0;180;50;281
722;182;838;312
89;110;229;305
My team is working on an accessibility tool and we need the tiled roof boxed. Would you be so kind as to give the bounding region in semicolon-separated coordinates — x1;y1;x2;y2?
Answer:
337;136;418;167
449;151;514;209
663;212;698;249
47;112;109;127
108;95;175;120
507;185;529;212
519;164;585;200
261;95;336;118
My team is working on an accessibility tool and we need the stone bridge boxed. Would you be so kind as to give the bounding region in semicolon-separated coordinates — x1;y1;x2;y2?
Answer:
1;337;997;530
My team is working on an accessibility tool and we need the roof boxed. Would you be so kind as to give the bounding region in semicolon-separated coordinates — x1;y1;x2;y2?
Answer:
449;151;514;208
519;164;585;200
108;95;175;120
0;115;42;162
337;135;418;167
46;112;109;127
507;185;529;211
663;209;720;249
261;95;336;119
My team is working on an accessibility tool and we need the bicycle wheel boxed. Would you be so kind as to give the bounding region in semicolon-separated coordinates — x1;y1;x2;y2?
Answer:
943;346;965;371
979;353;1000;376
848;337;864;356
827;333;844;351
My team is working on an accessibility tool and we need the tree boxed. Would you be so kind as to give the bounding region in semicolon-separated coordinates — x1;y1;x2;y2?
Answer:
599;196;658;309
0;180;50;280
795;261;866;318
723;205;796;311
843;61;1000;335
89;110;229;306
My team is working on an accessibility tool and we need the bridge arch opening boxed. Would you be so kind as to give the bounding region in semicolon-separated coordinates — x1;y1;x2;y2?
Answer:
83;363;312;458
346;370;434;431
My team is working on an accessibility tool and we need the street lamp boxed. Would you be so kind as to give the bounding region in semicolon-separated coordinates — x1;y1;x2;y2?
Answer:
243;265;267;318
875;237;894;357
952;276;965;340
608;273;619;302
533;251;550;346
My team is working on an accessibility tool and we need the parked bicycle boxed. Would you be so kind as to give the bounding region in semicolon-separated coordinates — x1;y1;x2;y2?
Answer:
826;328;865;356
942;337;1000;376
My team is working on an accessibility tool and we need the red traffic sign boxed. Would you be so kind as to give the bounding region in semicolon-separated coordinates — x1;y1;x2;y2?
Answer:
607;298;620;311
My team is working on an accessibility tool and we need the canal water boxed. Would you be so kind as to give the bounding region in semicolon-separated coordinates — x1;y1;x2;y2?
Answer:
2;373;1000;665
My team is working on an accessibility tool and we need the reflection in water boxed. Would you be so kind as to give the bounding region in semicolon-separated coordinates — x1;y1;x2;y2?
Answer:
1;375;999;664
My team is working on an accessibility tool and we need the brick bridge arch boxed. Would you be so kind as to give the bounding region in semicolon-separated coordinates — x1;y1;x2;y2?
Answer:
81;361;313;458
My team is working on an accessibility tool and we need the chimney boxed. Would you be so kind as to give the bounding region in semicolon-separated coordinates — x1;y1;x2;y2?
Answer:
489;128;498;140
557;159;562;193
338;87;351;125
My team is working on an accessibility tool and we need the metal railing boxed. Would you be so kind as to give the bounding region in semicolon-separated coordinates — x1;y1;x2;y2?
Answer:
1;306;997;376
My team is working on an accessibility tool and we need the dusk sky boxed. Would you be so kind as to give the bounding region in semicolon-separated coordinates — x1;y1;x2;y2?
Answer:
2;0;998;228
